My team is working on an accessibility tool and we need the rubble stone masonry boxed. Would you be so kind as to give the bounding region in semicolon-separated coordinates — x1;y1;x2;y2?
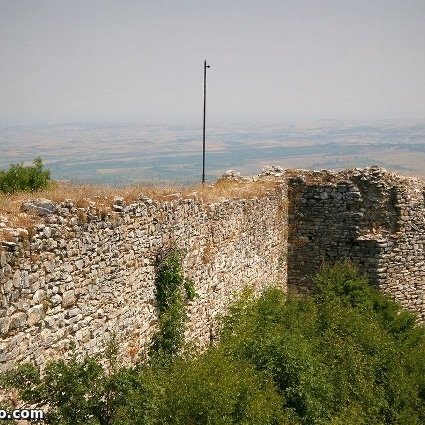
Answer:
1;166;425;370
287;166;425;322
0;178;287;370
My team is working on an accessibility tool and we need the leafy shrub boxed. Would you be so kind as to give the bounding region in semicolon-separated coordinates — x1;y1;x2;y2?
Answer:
0;342;134;425
0;157;51;193
130;350;295;425
220;262;425;424
150;300;186;357
150;248;197;357
313;260;374;309
313;260;418;338
1;346;291;425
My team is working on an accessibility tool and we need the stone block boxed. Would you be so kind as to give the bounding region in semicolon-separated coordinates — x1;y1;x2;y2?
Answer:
51;294;62;306
22;199;57;216
33;289;46;304
0;251;6;267
0;317;10;334
62;290;76;308
12;270;20;288
27;305;45;326
9;312;27;330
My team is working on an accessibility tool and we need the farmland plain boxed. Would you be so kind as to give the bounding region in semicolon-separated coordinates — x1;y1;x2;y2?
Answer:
1;119;424;185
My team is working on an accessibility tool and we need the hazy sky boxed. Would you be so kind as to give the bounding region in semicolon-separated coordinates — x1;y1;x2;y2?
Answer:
1;0;424;126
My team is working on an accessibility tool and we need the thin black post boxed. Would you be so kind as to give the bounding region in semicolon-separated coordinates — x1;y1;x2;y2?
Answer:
202;60;210;184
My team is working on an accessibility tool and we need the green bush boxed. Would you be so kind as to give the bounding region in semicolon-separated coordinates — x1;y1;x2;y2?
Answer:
150;249;196;357
0;341;135;425
0;157;51;193
1;346;291;425
127;350;295;425
220;262;425;424
313;260;418;338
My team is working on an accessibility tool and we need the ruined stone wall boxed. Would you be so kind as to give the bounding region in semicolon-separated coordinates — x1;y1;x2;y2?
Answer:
2;165;425;372
287;167;425;321
0;182;287;371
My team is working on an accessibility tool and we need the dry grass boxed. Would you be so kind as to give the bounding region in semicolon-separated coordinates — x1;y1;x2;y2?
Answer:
0;178;282;231
0;197;44;230
0;229;16;242
195;178;282;203
0;181;187;230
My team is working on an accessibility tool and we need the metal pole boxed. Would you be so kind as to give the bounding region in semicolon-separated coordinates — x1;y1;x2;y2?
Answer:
202;60;210;184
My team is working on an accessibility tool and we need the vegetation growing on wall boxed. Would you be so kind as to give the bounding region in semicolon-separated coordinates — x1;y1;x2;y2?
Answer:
150;248;196;357
2;261;425;424
0;157;51;194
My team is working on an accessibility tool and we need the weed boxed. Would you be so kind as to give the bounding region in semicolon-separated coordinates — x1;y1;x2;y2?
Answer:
150;248;197;357
202;242;214;264
77;209;88;223
75;198;91;209
184;279;197;301
42;297;52;313
97;205;108;221
0;230;16;243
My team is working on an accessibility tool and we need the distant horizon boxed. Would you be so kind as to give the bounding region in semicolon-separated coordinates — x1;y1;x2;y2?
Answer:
2;116;425;130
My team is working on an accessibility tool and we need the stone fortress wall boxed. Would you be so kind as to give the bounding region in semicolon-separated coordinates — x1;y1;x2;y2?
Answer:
0;174;287;371
287;166;425;322
1;165;425;371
